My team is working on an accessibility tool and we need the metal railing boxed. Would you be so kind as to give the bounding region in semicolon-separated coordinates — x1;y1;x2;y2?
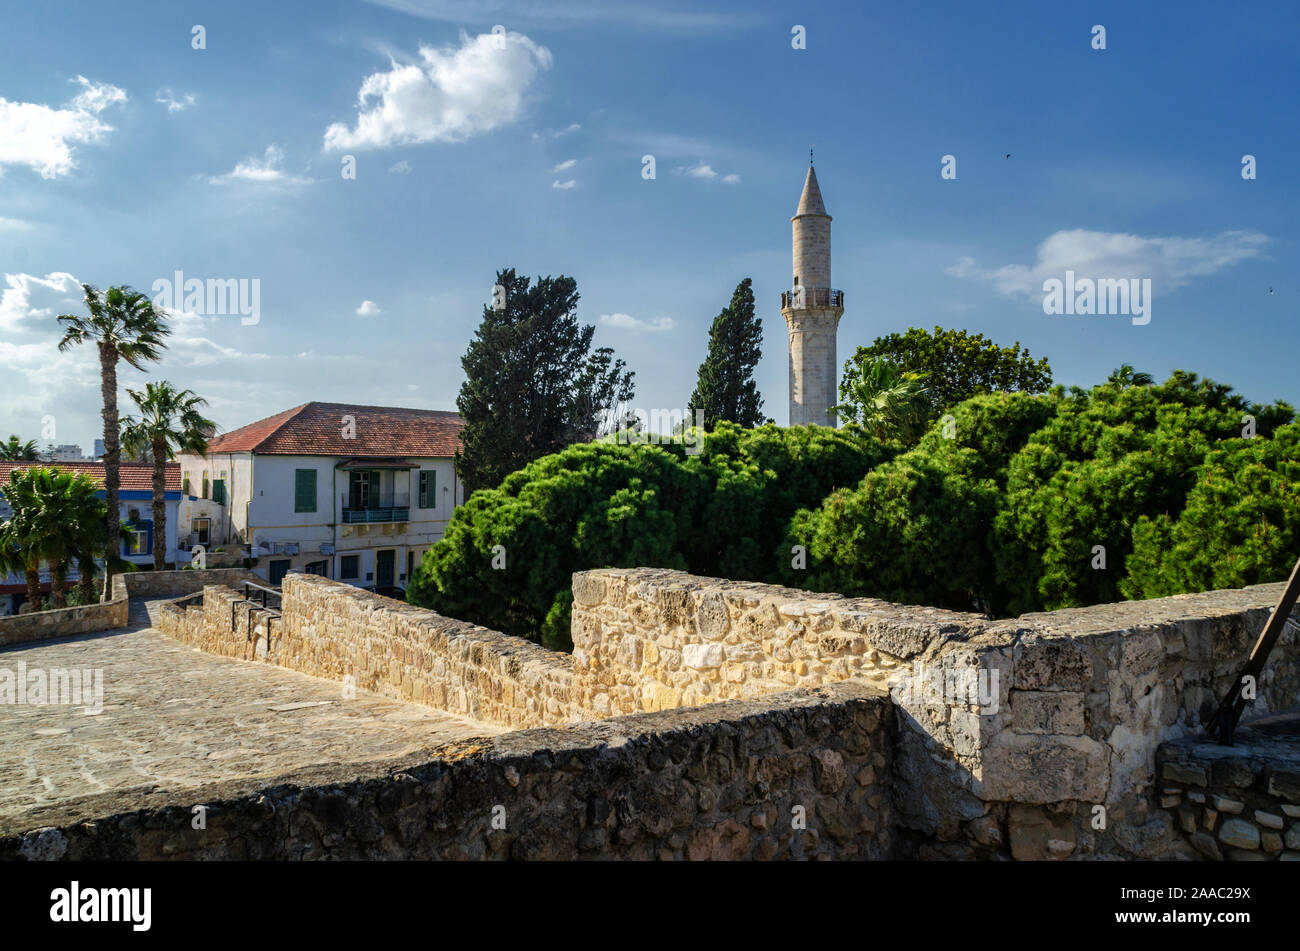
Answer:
781;287;844;310
341;506;410;524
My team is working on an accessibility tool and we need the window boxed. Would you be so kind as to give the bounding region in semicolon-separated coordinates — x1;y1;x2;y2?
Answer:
340;555;360;579
212;478;226;506
305;560;328;577
123;519;152;556
418;471;435;508
294;469;317;512
192;517;211;546
349;470;377;510
183;476;191;495
202;474;209;499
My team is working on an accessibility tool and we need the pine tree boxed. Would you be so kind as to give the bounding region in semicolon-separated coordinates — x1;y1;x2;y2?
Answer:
456;268;635;496
687;278;766;430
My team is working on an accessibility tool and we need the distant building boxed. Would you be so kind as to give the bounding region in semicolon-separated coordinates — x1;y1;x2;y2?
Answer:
93;439;105;459
0;461;186;614
51;444;86;461
177;402;465;589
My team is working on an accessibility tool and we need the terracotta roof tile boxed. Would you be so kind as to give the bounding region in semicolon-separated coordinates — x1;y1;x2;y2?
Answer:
0;462;181;492
204;401;464;457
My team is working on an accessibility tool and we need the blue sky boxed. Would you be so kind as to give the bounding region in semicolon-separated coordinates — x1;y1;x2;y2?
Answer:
1;0;1297;449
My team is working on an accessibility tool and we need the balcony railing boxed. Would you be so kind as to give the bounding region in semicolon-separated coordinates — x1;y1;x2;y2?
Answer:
341;506;409;524
781;287;844;310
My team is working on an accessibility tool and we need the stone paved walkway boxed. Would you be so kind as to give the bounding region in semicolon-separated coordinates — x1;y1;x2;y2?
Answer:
0;598;503;829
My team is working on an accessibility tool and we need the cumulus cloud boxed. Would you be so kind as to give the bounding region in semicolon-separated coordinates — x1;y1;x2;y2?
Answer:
0;271;82;332
599;312;673;333
0;76;127;178
355;300;381;316
551;178;576;190
551;158;576;173
208;144;311;186
947;229;1270;298
323;30;552;151
155;89;197;113
388;159;413;173
674;161;740;184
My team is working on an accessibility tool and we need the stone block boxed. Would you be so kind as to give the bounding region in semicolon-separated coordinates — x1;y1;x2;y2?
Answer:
1217;818;1259;850
981;733;1109;803
1012;690;1086;735
1161;762;1207;787
683;643;724;670
1007;804;1076;860
1014;638;1092;691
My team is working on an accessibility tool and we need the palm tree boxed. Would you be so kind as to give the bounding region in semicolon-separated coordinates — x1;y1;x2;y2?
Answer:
1108;364;1155;388
121;381;214;570
0;469;43;606
0;466;106;608
835;357;933;442
57;285;170;598
0;435;39;461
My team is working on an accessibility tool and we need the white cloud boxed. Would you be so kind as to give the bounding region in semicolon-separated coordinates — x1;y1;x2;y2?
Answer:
678;161;717;180
388;159;413;173
0;271;82;332
0;76;126;178
155;89;197;113
208;144;311;186
674;160;741;184
948;230;1270;298
532;122;580;142
599;312;673;333
323;30;552;151
356;300;382;316
551;178;576;190
0;217;32;231
551;158;577;173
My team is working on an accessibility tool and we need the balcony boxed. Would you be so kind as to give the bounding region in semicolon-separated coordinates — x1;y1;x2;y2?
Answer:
781;287;844;310
341;506;409;524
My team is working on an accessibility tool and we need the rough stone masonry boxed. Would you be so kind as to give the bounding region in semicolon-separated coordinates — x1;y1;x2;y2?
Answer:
2;567;1298;860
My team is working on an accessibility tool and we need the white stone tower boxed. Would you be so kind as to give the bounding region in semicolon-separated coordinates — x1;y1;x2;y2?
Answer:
781;160;843;426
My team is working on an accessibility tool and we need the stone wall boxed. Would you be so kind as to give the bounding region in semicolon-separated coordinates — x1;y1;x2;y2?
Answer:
570;569;1300;860
158;574;575;730
0;567;257;647
0;598;128;647
1156;717;1300;860
569;567;985;717
0;681;892;861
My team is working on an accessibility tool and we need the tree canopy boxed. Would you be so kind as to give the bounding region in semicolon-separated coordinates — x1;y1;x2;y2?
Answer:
687;278;767;430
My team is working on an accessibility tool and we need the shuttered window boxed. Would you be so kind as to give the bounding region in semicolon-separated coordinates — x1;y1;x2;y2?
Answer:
294;469;317;512
418;471;435;508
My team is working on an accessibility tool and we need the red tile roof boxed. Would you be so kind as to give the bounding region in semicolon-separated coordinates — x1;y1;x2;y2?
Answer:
204;402;464;458
0;462;181;492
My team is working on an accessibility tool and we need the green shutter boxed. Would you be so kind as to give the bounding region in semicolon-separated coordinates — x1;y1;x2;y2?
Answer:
368;470;380;508
212;479;225;505
294;469;317;512
419;471;435;508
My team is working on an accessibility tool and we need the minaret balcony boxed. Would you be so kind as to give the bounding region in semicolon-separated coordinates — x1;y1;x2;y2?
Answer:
781;287;843;310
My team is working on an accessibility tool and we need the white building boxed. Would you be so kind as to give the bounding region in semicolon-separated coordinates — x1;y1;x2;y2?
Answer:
177;401;466;589
50;444;86;461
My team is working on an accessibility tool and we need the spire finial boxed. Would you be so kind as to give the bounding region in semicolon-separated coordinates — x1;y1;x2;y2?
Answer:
810;146;814;166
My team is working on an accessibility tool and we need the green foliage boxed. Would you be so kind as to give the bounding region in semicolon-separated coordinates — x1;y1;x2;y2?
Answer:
834;357;932;442
0;436;39;461
687;278;767;430
846;325;1052;418
0;466;108;608
1122;423;1300;598
455;268;635;496
995;371;1294;613
788;392;1056;613
409;423;888;646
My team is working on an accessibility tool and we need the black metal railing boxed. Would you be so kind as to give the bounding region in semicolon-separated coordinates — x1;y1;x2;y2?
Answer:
781;287;844;310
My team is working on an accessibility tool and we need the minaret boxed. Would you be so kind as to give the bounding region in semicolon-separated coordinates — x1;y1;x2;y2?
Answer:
781;158;843;426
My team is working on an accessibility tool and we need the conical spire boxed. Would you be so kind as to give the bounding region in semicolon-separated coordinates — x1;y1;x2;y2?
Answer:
795;165;827;217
